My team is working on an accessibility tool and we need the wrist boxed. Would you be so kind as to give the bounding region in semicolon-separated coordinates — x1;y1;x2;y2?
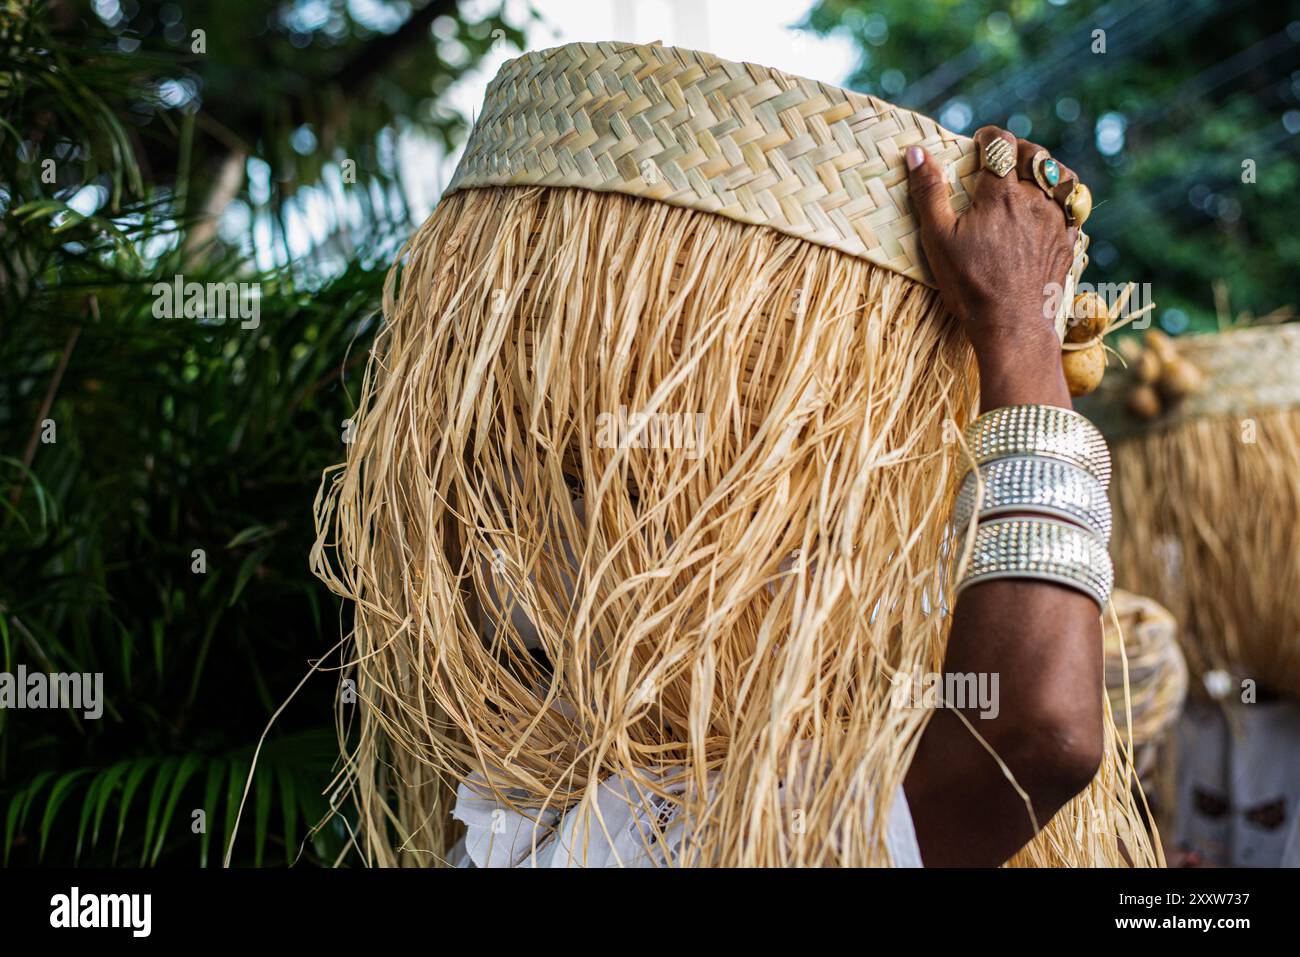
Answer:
973;326;1070;413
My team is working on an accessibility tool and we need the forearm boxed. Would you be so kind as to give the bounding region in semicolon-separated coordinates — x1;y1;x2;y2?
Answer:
904;333;1105;866
905;581;1103;866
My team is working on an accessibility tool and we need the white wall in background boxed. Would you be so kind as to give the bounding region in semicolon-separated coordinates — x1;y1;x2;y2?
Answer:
248;2;858;270
410;0;859;214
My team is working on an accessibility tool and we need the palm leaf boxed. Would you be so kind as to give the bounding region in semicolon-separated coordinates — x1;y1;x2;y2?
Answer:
137;756;179;866
253;764;273;868
222;757;248;867
89;760;131;850
4;770;54;865
39;769;93;860
198;758;228;868
148;753;203;864
278;763;299;865
75;771;107;862
112;758;157;861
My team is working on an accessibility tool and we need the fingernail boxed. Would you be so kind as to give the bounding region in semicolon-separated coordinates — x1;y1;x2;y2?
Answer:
905;146;924;170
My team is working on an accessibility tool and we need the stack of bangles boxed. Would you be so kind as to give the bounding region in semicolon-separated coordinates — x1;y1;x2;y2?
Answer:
952;404;1114;609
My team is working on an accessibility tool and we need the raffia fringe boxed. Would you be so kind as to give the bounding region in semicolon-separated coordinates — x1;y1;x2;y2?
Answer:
310;184;1157;867
1109;405;1300;698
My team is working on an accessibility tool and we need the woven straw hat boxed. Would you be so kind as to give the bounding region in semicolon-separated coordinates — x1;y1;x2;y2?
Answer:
447;39;1089;322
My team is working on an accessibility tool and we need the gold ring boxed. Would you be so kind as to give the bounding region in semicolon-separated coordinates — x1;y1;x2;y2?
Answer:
983;138;1015;178
1031;150;1062;195
1063;182;1093;227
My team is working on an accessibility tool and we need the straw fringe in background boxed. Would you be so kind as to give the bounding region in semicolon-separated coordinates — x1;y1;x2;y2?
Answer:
1087;324;1300;698
1107;418;1300;697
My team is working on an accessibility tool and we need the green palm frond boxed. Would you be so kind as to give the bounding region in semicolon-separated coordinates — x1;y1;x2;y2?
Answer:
2;729;343;867
1;0;520;869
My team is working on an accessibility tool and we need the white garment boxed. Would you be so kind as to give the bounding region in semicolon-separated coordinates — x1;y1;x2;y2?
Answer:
450;769;923;868
1174;696;1300;867
1283;810;1300;867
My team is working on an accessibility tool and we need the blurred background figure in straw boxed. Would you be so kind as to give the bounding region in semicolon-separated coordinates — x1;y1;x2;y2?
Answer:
1082;322;1300;866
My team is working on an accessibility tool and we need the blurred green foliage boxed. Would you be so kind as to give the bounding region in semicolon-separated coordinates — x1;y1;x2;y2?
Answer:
804;0;1300;333
0;0;524;866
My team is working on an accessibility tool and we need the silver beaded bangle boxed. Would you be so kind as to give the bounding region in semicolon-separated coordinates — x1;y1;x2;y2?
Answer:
955;516;1114;608
952;454;1113;543
963;404;1111;488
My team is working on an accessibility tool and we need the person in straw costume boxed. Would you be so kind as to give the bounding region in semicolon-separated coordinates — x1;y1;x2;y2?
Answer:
312;42;1155;868
1083;323;1300;867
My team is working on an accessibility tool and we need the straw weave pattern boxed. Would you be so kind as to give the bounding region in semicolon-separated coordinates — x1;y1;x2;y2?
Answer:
446;40;982;286
1172;323;1300;420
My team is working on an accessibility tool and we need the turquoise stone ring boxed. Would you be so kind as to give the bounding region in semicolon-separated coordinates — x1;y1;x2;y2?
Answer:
1032;151;1062;194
